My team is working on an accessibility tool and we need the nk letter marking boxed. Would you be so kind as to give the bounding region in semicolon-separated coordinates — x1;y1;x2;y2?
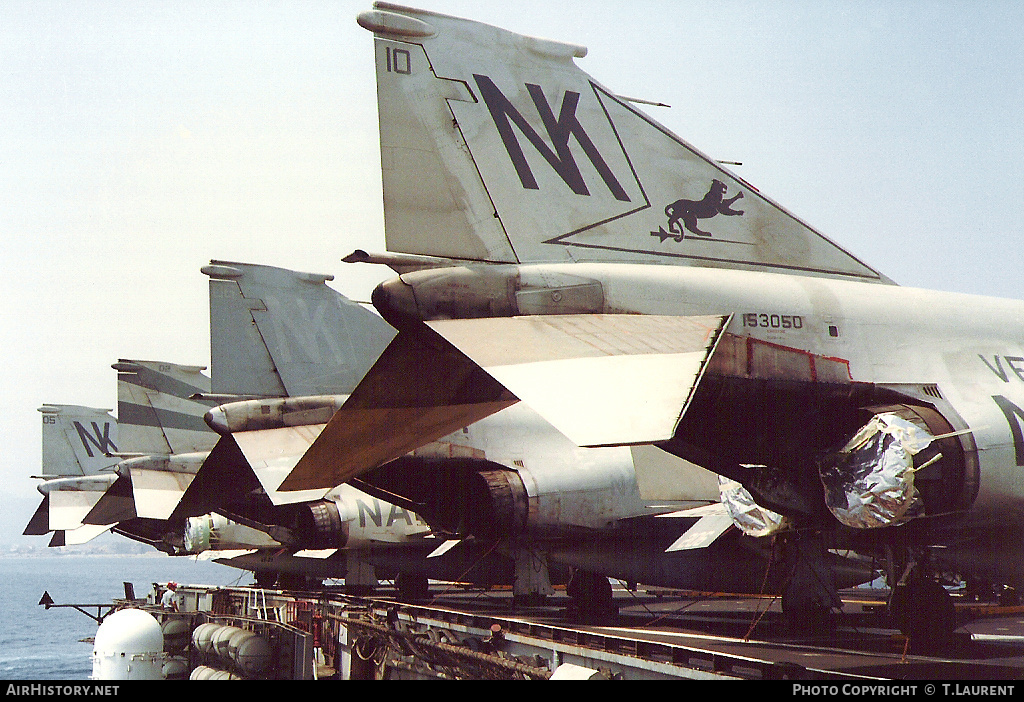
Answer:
474;75;630;202
73;421;118;458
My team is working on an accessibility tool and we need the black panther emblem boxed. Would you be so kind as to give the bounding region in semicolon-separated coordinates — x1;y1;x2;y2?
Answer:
652;180;745;242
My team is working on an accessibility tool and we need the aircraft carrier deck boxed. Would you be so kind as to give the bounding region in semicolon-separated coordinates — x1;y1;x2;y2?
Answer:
70;579;1024;681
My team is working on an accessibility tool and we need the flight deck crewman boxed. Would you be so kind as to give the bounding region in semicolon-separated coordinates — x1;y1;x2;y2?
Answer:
160;582;179;611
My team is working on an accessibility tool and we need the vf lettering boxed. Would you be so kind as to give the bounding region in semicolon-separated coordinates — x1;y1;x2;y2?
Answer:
981;354;1024;383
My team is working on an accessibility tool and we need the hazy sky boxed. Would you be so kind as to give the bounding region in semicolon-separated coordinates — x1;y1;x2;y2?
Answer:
3;0;1023;542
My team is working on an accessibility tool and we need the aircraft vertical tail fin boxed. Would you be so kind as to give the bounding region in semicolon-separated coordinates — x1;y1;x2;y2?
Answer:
113;360;218;455
358;3;889;282
38;404;120;477
165;262;398;516
32;405;120;537
203;260;397;398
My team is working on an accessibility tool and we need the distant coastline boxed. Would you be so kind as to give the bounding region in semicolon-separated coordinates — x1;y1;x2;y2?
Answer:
3;533;192;559
1;548;183;558
3;514;176;558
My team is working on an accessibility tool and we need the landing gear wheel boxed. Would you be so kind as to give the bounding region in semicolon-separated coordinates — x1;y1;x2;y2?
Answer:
343;582;375;596
889;575;956;643
778;531;840;634
781;587;836;634
396;572;430;602
565;570;617;622
279;573;323;591
965;577;994;603
254;570;278;589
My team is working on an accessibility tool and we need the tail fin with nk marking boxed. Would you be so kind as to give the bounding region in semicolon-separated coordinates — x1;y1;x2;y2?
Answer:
27;405;121;540
37;404;120;478
358;3;888;283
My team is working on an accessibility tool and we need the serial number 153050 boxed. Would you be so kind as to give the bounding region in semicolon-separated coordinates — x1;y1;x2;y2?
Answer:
742;313;804;330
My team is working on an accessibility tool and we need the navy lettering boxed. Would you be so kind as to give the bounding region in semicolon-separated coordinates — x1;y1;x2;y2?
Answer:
356;499;383;528
386;503;414;527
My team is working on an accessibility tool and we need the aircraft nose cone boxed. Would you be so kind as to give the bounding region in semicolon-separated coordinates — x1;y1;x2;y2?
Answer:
204;406;230;435
371;277;423;330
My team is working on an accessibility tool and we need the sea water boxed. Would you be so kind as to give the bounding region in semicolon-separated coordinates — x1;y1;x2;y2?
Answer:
0;554;244;681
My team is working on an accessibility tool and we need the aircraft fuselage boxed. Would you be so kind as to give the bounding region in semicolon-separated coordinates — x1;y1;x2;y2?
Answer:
372;261;1024;584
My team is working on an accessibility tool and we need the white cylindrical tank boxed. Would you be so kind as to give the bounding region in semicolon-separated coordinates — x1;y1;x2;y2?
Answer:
550;663;606;680
161;618;190;654
211;625;244;659
227;629;273;676
191;622;221;654
190;665;218;680
189;665;241;680
91;609;166;680
162;656;189;680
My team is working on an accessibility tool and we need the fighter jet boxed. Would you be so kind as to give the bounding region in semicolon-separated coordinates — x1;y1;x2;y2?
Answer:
84;359;221;551
176;260;442;592
25;361;219;549
270;4;1024;637
24;404;122;546
194;260;870;608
